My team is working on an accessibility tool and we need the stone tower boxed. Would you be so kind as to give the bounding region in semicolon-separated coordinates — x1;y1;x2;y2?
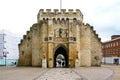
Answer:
18;9;102;68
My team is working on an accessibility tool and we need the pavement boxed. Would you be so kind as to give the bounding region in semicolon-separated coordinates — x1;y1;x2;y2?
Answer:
0;64;119;80
102;64;120;80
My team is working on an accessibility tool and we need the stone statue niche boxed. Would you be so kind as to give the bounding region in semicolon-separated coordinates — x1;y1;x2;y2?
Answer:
55;28;68;38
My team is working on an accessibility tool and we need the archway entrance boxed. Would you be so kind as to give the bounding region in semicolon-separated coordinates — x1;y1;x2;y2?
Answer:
54;47;68;68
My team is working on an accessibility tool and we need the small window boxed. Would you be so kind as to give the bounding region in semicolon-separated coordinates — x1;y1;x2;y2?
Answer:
43;18;45;20
27;37;31;41
113;42;115;47
66;18;69;21
116;42;118;46
49;37;52;40
22;51;24;55
73;18;76;20
44;37;48;41
73;37;76;41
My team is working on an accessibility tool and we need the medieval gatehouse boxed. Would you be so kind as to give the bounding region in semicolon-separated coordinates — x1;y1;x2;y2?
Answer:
18;9;102;68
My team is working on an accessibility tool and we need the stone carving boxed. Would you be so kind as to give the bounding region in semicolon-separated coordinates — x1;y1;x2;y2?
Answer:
59;28;62;37
55;29;60;37
55;28;68;38
62;29;68;37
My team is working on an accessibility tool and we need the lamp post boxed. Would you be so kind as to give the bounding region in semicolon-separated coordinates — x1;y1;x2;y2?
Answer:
3;51;8;66
3;52;6;66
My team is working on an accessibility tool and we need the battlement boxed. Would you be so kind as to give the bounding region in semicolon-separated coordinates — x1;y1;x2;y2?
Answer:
37;9;83;21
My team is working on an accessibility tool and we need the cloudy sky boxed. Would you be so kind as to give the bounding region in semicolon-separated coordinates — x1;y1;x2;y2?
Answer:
0;0;120;42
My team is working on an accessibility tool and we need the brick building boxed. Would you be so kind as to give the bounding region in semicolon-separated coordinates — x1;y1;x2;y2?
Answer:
102;35;120;65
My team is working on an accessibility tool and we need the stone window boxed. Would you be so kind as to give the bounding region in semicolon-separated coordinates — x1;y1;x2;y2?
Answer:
22;51;24;55
43;18;45;20
73;37;76;41
49;37;52;40
46;18;49;20
66;18;69;20
57;18;60;20
94;56;99;61
73;18;76;20
27;37;30;41
62;18;64;20
44;37;48;41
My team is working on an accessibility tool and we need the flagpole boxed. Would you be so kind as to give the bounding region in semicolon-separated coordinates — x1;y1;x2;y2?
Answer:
60;0;62;11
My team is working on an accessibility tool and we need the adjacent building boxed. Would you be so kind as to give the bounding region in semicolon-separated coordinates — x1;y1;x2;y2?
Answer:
102;35;120;65
0;30;20;66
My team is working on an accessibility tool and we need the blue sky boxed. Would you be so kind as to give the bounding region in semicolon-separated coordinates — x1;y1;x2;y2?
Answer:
0;0;120;42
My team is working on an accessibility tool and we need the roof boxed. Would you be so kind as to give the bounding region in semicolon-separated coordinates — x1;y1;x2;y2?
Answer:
103;37;120;43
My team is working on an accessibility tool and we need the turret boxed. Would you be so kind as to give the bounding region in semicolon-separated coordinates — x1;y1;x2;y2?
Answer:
37;9;83;22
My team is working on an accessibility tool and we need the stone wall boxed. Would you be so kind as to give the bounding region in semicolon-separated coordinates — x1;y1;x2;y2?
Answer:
18;9;102;67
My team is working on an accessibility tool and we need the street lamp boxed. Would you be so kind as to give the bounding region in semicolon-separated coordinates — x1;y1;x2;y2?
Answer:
3;51;9;66
3;52;6;66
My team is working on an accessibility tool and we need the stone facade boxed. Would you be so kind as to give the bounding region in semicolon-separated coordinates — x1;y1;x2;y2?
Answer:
18;9;102;68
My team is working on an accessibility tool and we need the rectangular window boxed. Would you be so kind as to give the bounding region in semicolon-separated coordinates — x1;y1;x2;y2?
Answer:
116;42;119;46
113;43;115;47
111;43;112;47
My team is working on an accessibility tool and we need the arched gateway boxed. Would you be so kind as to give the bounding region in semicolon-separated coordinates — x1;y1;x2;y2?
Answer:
18;9;102;68
54;46;68;67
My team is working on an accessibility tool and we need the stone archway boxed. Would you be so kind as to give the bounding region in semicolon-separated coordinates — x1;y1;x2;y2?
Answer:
54;47;68;68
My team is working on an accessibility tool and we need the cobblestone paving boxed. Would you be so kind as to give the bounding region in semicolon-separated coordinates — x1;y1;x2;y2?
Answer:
34;68;86;80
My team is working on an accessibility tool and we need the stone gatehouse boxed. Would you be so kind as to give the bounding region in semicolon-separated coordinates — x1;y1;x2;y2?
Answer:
18;9;102;68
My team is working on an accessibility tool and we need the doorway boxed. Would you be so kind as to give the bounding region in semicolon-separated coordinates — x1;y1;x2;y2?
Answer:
54;47;68;68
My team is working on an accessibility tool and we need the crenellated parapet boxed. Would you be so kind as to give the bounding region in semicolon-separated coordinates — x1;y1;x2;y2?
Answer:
37;9;83;22
83;23;101;42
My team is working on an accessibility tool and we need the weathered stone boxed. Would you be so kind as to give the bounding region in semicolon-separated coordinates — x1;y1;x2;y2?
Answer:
18;9;102;68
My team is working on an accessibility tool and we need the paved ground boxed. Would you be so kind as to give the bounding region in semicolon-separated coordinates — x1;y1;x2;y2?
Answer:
34;68;85;80
102;64;120;80
0;66;46;80
0;65;119;80
74;67;113;80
